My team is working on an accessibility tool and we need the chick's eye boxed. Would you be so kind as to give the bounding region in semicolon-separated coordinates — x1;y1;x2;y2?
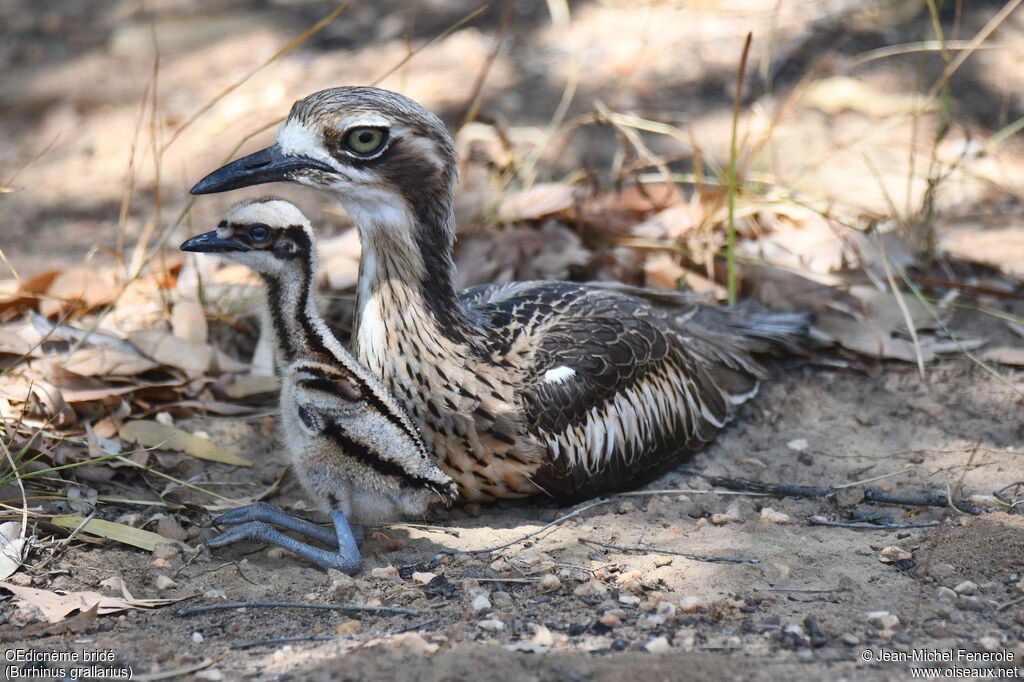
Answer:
343;127;388;157
249;225;270;242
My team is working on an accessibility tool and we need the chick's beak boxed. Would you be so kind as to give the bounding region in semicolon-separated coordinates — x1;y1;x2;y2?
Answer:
180;230;248;253
189;144;334;195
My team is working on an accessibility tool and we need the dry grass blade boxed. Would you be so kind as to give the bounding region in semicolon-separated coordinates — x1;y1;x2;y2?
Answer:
49;515;183;553
370;5;489;86
725;32;753;304
119;420;252;467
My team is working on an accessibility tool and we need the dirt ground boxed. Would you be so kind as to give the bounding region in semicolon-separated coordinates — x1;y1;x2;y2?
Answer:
2;1;1024;680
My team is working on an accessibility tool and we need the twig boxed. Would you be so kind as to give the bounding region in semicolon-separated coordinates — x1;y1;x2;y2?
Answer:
996;595;1024;612
578;537;759;565
457;0;516;129
691;474;985;515
436;607;472;655
176;601;419;617
444;497;610;555
807;516;940;531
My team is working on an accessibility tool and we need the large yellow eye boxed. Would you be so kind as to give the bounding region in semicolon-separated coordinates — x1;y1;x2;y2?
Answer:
342;127;388;157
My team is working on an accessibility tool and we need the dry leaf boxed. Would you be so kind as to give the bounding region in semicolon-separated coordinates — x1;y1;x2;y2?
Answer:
498;184;575;223
938;222;1024;281
119;420;252;467
0;582;139;623
50;515;188;552
644;252;684;290
0;522;27;581
632;205;698;240
224;374;280;398
39;267;117;317
129;329;213;376
61;348;160;377
5;603;99;640
171;300;209;344
981;346;1024;366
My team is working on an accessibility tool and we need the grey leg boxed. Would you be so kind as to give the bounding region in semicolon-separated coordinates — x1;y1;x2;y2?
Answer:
207;511;361;573
210;502;337;547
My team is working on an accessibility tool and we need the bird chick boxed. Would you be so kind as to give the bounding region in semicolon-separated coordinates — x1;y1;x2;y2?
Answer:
181;197;456;572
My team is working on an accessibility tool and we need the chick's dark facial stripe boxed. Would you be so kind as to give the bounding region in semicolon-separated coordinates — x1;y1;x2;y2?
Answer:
324;425;449;496
297;376;425;449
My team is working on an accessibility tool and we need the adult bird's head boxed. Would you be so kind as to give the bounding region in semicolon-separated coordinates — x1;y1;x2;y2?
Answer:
180;198;316;280
190;87;458;241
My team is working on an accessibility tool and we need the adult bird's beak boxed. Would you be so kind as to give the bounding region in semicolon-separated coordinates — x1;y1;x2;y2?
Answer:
190;144;334;195
180;231;248;253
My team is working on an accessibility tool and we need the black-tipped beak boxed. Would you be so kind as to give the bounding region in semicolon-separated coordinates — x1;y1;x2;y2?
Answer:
180;230;248;254
189;144;334;195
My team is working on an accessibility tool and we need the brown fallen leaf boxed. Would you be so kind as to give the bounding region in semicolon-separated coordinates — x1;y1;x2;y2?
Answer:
171;300;208;344
129;329;213;376
0;582;139;623
498;183;576;223
981;346;1024;366
119;419;252;467
644;252;685;290
1;603;99;641
61;347;160;377
224;374;280;399
39;267;117;317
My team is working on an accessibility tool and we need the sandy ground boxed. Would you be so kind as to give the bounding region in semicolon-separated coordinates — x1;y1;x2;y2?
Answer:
2;1;1024;680
4;354;1023;681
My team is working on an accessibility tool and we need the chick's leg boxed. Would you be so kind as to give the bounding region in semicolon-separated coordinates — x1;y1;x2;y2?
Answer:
206;520;360;573
209;502;337;547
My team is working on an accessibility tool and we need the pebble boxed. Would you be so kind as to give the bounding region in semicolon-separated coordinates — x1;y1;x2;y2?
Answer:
537;574;562;593
786;438;808;452
656;601;677;619
866;611;899;630
152;542;180;562
879;546;913;563
841;633;860;646
154;574;177;590
156;516;188;542
638;614;665;629
653;556;673;567
191;631;203;643
936;586;958;601
531;624;555;647
370;566;398;580
489;558;511;573
492;591;513;608
645;636;671;654
411;571;436;585
674;628;697;649
391;633;438;655
953;580;977;595
151;558;172;571
336;619;361;634
678;596;703;613
599;613;622;628
929;563;956;580
979;637;1002;652
203;589;226;600
471;593;492;613
7;573;31;587
573;579;608;597
760;508;792;525
478;619;506;632
618;594;641;606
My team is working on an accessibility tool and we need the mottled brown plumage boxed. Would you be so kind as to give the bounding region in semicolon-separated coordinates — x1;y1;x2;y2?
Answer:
191;87;811;502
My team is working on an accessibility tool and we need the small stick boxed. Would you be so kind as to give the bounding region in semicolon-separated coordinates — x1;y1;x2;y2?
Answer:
691;474;985;515
445;498;610;555
578;537;759;565
996;595;1024;612
808;516;941;530
176;601;419;617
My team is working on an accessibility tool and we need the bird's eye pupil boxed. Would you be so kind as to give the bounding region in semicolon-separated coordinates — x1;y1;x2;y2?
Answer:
250;225;269;241
358;131;373;144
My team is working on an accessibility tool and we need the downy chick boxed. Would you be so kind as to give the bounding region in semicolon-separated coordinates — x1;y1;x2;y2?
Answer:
181;198;456;572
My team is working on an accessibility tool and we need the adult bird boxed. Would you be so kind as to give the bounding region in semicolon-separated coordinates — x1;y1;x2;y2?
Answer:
191;86;809;502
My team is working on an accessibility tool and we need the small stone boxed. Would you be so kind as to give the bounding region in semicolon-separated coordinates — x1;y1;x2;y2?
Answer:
979;636;1001;652
841;633;860;646
678;596;703;613
492;591;513;607
7;573;31;587
156;516;187;542
656;600;676;619
489;558;511;573
411;571;436;585
638;614;665;629
953;580;977;595
155;574;177;590
537;573;562;593
326;573;356;600
191;631;203;643
531;624;555;647
471;593;492;613
599;613;622;628
645;636;671;654
618;594;641;606
151;558;172;570
936;586;958;601
370;566;398;580
391;633;438;654
203;589;226;600
866;611;899;630
573;579;608;597
929;563;956;580
152;542;180;562
653;556;673;567
879;546;913;563
478;619;506;632
336;619;361;634
675;628;696;649
710;513;734;526
786;438;808;452
760;508;792;525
